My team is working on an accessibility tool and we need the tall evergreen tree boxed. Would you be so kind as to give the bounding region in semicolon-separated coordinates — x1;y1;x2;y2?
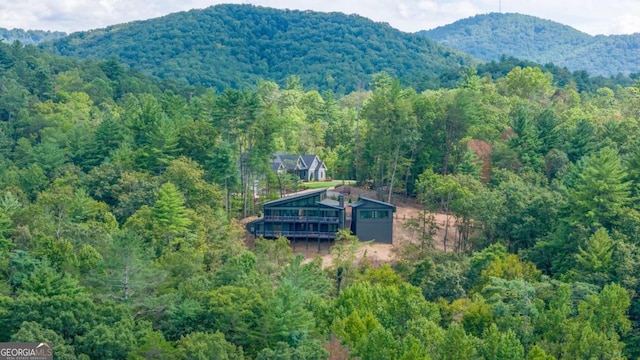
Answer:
568;147;632;231
151;182;192;252
88;114;127;165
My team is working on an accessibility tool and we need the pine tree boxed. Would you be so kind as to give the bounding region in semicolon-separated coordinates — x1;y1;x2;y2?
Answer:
88;114;126;166
568;147;632;230
458;149;481;178
509;105;543;170
575;228;615;273
565;119;597;162
151;182;192;251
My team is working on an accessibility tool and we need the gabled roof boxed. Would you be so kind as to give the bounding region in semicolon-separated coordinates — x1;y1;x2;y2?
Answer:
271;153;325;171
301;155;319;169
273;153;308;170
350;197;396;211
271;159;285;171
263;188;326;207
279;154;302;170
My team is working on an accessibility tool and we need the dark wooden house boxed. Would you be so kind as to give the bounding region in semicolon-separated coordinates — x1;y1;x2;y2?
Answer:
247;189;344;245
247;189;395;247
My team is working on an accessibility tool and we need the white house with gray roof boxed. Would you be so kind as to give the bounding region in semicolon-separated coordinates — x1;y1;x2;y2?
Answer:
271;153;327;181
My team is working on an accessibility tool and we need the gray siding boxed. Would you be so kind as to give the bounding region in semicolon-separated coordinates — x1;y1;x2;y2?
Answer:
247;189;344;241
350;200;394;244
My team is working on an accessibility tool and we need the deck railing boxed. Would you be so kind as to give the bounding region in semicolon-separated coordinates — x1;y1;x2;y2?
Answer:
258;230;338;239
263;215;339;223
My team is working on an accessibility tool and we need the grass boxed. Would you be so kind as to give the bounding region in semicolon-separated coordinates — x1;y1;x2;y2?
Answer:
300;180;355;190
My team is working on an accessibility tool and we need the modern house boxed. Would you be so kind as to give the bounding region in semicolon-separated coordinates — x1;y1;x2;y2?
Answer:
350;197;396;244
246;188;395;247
271;153;327;182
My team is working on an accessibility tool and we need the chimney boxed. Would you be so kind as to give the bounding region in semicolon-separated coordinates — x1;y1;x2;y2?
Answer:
339;194;344;208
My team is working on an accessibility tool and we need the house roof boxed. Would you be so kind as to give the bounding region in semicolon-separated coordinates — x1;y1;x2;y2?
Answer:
350;197;396;211
300;155;318;169
271;160;285;171
262;188;326;207
319;198;342;209
272;153;324;171
276;154;303;170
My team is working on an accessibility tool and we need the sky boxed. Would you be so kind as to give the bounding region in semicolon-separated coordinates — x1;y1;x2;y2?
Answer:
1;0;639;36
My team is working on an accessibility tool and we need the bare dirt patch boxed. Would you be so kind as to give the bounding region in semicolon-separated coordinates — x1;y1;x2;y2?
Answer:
281;186;456;269
290;239;396;269
393;199;456;252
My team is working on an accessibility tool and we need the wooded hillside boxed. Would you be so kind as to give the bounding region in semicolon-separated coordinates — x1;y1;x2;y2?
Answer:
40;4;475;93
420;12;640;76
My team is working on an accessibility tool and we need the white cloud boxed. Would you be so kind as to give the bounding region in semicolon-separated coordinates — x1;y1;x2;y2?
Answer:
609;14;640;35
0;0;639;35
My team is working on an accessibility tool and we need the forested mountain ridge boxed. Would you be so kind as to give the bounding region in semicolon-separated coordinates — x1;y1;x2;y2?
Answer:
40;4;476;93
419;12;640;76
1;28;66;45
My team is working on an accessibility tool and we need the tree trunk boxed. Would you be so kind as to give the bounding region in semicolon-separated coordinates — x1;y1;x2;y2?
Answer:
403;148;417;200
277;173;284;197
387;144;401;203
123;262;130;300
442;192;453;252
443;213;449;253
225;178;230;219
377;157;385;201
55;206;64;240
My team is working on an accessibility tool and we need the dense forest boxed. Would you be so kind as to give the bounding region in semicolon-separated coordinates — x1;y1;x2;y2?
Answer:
2;19;640;359
420;13;640;77
39;4;476;93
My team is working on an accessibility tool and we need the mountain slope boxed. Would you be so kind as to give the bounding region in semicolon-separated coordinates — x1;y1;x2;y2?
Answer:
1;28;66;45
419;13;640;76
41;4;476;92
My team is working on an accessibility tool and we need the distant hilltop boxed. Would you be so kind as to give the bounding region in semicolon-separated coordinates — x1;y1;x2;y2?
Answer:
0;28;66;45
37;4;476;93
418;12;640;76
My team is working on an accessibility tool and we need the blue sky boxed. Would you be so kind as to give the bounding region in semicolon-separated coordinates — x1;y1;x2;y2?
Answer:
1;0;639;35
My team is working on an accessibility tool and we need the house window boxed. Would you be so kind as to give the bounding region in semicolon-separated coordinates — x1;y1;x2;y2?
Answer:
360;210;389;219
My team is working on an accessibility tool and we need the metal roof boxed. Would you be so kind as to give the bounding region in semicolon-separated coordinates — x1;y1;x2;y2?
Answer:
319;198;342;209
262;188;326;207
350;196;396;211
